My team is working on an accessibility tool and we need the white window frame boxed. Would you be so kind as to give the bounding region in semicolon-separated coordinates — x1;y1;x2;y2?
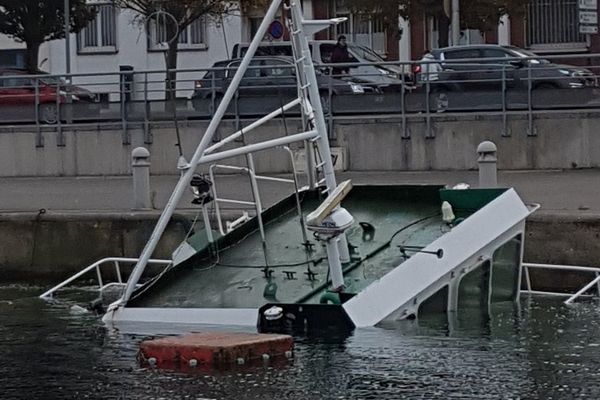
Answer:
148;17;208;51
77;0;118;54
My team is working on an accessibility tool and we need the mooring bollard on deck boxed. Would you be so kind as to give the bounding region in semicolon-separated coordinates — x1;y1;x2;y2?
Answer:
477;141;498;188
132;147;151;209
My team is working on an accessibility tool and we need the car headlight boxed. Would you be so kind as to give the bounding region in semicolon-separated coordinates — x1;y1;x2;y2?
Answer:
376;68;391;76
558;69;582;77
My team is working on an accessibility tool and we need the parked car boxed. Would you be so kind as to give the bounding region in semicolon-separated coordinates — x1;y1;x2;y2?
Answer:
414;44;598;112
416;45;597;90
231;41;411;92
191;56;376;114
0;68;98;123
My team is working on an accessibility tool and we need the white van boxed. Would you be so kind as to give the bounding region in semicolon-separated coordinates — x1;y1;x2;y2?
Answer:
231;40;410;91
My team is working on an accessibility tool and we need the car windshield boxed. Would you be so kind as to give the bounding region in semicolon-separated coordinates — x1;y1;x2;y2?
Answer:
507;48;550;64
348;44;385;63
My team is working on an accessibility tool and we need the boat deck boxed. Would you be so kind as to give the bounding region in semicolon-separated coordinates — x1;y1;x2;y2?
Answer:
129;185;461;309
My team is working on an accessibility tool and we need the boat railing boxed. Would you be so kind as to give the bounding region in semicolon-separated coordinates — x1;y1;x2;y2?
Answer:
39;257;172;300
208;146;304;238
521;262;600;304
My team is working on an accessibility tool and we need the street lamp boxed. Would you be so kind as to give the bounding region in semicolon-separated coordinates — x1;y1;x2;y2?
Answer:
451;0;460;46
64;0;71;74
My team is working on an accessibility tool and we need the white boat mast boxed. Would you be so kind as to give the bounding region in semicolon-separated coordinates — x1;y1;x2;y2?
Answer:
110;0;349;311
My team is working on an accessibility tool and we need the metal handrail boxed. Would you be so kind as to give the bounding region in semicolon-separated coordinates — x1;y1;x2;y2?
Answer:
39;257;172;299
209;164;294;236
4;50;600;147
208;151;298;237
521;262;600;304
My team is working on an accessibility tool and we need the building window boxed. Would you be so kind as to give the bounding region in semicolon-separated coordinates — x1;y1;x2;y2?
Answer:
526;0;587;50
148;18;208;51
331;1;386;56
77;2;117;53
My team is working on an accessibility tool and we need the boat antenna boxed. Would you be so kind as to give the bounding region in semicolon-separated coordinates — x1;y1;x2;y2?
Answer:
150;9;184;157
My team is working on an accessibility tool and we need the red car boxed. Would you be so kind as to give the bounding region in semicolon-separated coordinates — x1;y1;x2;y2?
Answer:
0;68;98;123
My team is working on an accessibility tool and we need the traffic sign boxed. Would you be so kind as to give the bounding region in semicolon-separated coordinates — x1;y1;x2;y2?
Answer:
579;0;598;10
580;24;599;34
579;0;598;34
579;10;598;24
269;21;284;40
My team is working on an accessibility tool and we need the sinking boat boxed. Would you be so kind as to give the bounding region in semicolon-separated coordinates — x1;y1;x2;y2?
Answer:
111;182;535;334
40;0;540;334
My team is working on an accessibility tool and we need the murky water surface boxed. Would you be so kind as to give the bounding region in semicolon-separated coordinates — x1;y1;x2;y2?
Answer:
2;284;600;399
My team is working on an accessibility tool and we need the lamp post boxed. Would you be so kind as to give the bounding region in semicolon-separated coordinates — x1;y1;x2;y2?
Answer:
64;0;71;74
451;0;460;46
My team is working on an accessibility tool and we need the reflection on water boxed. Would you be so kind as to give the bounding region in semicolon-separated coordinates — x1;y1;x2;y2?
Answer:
2;284;600;399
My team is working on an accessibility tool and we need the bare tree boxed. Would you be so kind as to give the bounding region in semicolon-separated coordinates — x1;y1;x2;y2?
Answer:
115;0;269;100
0;0;95;72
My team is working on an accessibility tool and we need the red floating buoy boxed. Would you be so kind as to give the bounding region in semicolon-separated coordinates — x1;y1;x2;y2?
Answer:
139;331;293;370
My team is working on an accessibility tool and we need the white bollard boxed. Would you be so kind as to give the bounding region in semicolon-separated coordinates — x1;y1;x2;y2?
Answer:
132;147;151;209
477;141;498;188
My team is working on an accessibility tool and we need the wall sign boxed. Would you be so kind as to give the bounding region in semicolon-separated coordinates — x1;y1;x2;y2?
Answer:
579;0;598;10
579;0;599;34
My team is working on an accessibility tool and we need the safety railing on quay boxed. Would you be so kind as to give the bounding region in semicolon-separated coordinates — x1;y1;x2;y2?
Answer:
2;51;600;145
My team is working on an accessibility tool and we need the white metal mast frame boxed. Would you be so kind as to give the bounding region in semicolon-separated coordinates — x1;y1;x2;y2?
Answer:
287;1;351;267
110;0;349;311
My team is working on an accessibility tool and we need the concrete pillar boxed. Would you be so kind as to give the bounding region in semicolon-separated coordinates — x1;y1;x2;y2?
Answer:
498;15;511;45
398;17;412;62
477;141;498;188
303;0;314;20
132;147;151;209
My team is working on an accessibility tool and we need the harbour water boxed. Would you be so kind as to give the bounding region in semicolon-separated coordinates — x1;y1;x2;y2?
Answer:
2;283;600;399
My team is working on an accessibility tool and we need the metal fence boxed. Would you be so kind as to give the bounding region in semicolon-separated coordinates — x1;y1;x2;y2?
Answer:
1;52;600;146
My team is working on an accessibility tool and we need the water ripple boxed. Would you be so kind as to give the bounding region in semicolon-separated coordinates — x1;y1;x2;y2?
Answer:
1;287;600;399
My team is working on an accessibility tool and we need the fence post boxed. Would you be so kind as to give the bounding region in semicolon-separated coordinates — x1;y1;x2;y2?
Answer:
132;147;151;210
477;141;498;188
34;77;43;147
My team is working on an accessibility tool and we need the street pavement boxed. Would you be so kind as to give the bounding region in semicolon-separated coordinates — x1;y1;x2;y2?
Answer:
1;169;598;216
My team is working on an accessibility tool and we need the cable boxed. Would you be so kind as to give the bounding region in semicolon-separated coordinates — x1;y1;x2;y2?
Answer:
294;213;441;304
388;213;440;244
170;210;202;262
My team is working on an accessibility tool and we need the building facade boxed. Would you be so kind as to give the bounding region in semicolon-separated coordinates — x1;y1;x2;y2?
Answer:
2;0;600;90
0;3;251;100
308;0;600;62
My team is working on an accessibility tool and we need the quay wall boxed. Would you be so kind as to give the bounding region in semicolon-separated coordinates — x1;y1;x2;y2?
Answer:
0;111;599;177
1;211;599;284
0;212;190;282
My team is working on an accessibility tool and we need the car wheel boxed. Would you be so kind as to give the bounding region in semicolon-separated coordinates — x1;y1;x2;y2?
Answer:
432;90;449;113
40;104;58;124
